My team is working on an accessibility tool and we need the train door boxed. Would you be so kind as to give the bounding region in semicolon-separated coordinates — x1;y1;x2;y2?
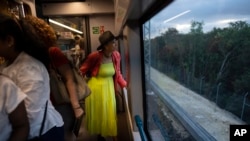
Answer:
39;0;116;54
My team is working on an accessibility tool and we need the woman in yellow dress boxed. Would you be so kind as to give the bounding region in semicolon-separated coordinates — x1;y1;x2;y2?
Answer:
80;31;127;141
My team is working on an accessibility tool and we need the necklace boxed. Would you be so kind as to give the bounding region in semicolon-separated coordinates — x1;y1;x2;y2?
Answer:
102;53;112;63
103;53;111;58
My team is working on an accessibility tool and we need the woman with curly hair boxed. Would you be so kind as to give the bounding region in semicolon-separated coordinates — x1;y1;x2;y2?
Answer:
23;15;84;141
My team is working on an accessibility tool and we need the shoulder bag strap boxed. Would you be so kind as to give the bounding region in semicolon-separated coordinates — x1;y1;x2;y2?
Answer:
48;51;57;71
39;100;48;136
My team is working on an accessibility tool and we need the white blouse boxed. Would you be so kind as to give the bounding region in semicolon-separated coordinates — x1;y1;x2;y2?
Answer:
0;52;64;139
0;75;27;141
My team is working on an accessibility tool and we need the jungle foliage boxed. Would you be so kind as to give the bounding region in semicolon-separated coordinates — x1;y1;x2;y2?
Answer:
150;21;250;123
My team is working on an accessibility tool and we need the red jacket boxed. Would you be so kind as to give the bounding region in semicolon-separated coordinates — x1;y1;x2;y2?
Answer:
80;50;127;91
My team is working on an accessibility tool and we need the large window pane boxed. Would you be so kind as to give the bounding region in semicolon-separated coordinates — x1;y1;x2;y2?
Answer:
143;0;250;140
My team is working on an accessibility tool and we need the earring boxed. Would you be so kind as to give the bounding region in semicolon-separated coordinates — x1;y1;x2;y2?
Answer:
0;57;5;65
8;44;13;48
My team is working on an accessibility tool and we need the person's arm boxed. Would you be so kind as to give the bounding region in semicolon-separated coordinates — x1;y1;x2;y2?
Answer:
58;64;84;118
113;51;127;88
8;101;29;141
80;51;100;77
50;47;84;118
1;75;29;141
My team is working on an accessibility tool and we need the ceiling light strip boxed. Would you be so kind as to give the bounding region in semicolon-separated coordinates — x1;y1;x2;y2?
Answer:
49;19;83;34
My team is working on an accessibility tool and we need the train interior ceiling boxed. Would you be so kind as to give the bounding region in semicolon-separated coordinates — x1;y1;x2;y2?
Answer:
29;0;171;53
34;0;157;34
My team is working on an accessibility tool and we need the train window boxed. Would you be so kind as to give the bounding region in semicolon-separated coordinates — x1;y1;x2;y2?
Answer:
143;0;250;140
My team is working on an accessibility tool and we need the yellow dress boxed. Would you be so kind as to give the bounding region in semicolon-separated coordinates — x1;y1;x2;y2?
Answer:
85;63;117;137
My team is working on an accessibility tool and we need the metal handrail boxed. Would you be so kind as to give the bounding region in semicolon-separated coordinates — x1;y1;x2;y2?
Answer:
122;88;133;132
151;80;216;141
135;115;148;141
241;92;249;119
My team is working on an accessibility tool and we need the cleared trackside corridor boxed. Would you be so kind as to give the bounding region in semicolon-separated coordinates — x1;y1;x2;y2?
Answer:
150;67;245;141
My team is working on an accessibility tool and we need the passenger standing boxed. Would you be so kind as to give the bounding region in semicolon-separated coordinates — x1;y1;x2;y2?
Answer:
66;35;85;70
0;75;29;141
0;13;64;140
80;31;127;141
23;15;84;141
72;35;85;69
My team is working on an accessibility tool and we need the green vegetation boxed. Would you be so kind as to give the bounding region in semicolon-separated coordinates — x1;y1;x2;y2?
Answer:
150;21;250;123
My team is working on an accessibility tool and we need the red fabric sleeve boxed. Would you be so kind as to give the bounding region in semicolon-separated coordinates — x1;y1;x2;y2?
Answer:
113;51;127;88
49;47;69;67
80;51;100;76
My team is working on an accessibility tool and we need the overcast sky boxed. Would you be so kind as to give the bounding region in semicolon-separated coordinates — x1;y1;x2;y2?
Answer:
149;0;250;38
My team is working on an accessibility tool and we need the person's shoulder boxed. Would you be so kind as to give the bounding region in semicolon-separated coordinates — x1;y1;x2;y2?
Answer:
112;51;121;57
112;50;120;54
20;52;44;66
0;75;23;93
0;75;27;105
49;47;62;54
88;51;101;58
0;75;12;86
17;52;47;72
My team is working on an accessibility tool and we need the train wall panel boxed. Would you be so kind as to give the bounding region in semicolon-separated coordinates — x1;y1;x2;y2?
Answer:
123;23;144;131
88;14;115;51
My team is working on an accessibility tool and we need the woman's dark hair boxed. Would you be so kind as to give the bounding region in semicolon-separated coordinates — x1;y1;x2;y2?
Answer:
0;13;23;52
0;13;50;69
